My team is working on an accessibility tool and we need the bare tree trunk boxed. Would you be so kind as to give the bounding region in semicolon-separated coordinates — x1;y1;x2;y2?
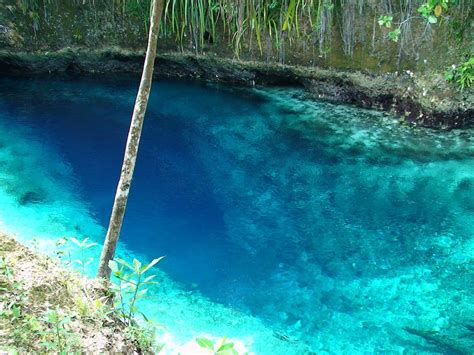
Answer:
97;0;164;280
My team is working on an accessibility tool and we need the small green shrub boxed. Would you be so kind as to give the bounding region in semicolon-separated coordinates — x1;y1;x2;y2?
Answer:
445;57;474;91
108;256;164;325
196;336;239;355
108;256;165;353
69;237;98;274
40;308;77;353
125;322;164;353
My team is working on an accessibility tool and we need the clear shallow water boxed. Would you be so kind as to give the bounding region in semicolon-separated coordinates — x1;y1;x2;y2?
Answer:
0;76;473;354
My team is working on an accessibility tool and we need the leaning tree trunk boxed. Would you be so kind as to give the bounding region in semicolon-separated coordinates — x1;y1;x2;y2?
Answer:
97;0;164;280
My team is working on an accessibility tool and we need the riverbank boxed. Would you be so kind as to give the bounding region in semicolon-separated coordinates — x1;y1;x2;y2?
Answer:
0;47;472;129
0;228;297;355
0;231;149;353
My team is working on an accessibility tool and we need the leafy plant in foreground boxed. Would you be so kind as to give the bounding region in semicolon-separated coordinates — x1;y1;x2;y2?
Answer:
70;237;98;274
108;256;164;325
445;57;474;91
196;336;239;355
40;308;76;353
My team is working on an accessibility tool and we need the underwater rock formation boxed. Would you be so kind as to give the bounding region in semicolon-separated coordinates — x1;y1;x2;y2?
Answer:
18;191;45;205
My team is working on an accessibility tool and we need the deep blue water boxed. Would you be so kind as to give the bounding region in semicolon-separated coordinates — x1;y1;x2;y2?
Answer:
0;76;263;289
0;75;473;353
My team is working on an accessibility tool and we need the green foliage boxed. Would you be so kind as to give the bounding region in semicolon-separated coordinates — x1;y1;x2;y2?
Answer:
108;256;164;325
10;0;469;61
40;308;77;354
74;295;114;323
388;28;401;42
69;237;98;274
108;256;165;352
0;258;77;353
8;0;336;58
379;0;455;42
417;0;450;23
445;56;474;91
73;29;83;42
196;336;239;354
377;15;393;28
125;323;164;353
0;238;158;353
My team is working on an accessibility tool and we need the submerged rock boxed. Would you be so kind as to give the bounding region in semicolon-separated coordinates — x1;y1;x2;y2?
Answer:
18;190;45;205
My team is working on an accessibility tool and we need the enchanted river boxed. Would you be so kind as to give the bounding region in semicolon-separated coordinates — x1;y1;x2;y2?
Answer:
0;75;472;353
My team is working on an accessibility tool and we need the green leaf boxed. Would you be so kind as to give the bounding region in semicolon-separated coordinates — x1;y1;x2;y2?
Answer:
216;336;227;350
388;28;401;42
282;0;296;31
11;306;21;318
139;311;150;322
143;274;157;283
45;310;59;323
60;315;73;325
218;342;235;352
196;337;214;350
428;15;437;23
377;15;392;28
417;4;431;17
140;256;165;274
115;258;133;271
444;69;454;81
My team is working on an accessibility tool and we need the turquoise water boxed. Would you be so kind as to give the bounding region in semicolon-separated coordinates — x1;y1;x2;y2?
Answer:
0;75;473;354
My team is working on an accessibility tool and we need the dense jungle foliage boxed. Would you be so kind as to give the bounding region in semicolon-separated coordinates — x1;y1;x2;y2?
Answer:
2;0;472;73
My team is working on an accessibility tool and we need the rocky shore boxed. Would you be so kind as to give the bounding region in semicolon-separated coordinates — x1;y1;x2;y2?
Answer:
0;47;472;129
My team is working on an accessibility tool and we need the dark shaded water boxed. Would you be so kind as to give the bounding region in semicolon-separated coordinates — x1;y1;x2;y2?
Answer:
0;75;473;353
